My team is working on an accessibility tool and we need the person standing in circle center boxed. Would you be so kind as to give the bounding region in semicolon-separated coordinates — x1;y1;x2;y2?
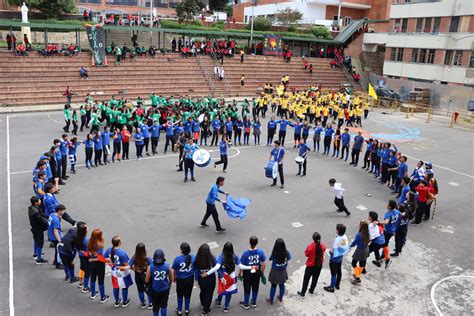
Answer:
200;177;228;233
269;140;285;189
146;249;172;316
183;138;199;182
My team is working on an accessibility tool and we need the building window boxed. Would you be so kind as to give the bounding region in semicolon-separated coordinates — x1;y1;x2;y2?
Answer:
401;18;408;33
470;53;474;68
415;18;423;32
390;48;397;61
453;50;463;66
411;49;418;62
397;48;404;61
394;18;401;32
432;17;441;33
419;49;427;63
344;16;352;26
444;50;453;65
424;17;432;33
449;16;460;32
427;49;435;64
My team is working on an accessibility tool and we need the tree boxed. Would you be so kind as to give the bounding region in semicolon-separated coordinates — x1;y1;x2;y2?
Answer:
275;7;302;25
9;0;76;19
312;26;332;40
176;0;200;22
209;0;227;12
248;16;272;31
224;4;233;18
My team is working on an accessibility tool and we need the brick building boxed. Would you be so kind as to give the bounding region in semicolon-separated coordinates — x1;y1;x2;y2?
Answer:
363;0;474;86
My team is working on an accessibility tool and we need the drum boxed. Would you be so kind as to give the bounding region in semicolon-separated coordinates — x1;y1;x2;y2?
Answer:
192;149;211;167
265;161;278;179
295;156;305;164
198;114;205;123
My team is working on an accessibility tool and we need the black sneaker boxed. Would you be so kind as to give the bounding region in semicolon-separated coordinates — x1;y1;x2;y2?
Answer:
385;259;392;269
184;178;188;182
100;295;110;304
372;260;381;268
56;264;64;270
362;268;367;274
90;292;98;299
148;303;153;310
191;178;196;182
122;299;131;308
141;302;147;309
351;278;361;285
216;228;226;234
239;301;250;310
223;307;229;313
297;291;305;298
33;255;38;260
200;224;209;228
323;286;334;293
35;258;48;264
176;308;183;315
270;183;276;187
115;299;123;308
215;299;222;306
185;310;190;315
390;253;399;257
82;287;90;294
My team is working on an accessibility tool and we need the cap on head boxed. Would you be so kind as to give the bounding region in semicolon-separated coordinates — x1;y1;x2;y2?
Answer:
153;249;165;265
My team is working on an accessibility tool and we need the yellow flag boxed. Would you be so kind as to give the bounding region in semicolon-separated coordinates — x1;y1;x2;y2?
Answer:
368;83;378;100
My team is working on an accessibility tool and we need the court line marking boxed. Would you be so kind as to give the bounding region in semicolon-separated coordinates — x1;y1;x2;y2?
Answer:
6;116;15;316
10;147;241;175
430;275;474;316
47;112;63;125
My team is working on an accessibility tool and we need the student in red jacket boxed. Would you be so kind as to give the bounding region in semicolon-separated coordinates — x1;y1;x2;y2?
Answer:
297;232;326;298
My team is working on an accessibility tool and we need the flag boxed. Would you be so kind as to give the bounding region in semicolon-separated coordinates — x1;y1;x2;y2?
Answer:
332;236;350;258
368;83;378;100
223;195;251;220
111;268;134;289
217;271;238;295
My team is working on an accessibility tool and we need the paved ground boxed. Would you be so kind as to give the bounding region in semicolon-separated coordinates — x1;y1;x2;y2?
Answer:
1;109;473;316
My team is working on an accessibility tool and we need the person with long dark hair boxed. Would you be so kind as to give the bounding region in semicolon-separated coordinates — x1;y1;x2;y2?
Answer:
266;238;291;304
202;242;256;313
297;232;326;298
87;229;110;303
172;242;195;315
367;211;385;270
194;244;217;315
76;221;90;293
58;221;88;284
129;243;153;309
392;204;410;257
350;221;370;285
104;236;132;308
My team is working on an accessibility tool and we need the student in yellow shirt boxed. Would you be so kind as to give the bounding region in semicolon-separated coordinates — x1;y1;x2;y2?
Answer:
337;107;345;129
356;106;364;127
363;102;370;119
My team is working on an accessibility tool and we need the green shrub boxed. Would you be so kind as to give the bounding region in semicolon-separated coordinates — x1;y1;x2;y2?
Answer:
248;17;272;32
311;26;332;39
287;25;297;33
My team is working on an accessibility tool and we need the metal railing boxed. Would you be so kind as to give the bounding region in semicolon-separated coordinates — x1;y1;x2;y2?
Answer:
335;57;361;90
196;53;215;96
210;52;231;93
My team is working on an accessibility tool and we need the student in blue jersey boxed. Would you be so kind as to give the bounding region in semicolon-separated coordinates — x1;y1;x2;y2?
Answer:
253;118;261;145
387;149;399;188
267;116;277;145
28;196;49;264
92;131;103;167
87;229;110;303
183;138;199;182
390;155;408;194
214;135;229;172
67;137;80;174
380;143;392;183
163;119;177;154
377;200;401;269
233;117;243;146
367;211;385;269
239;236;266;310
266;238;291;305
398;177;411;205
104;236;132;308
276;116;289;145
129;243;153;309
172;242;195;315
83;134;94;169
146;249;172;316
369;140;379;175
192;118;201;143
194;243;217;315
392;204;410;257
224;117;233;143
323;224;349;293
77;222;91;293
134;127;144;160
350;130;364;167
58;221;88;284
288;119;304;148
322;123;334;155
101;126;111;164
202;242;256;313
350;221;370;285
201;176;228;233
140;121;151;156
150;120;161;155
48;204;66;269
362;138;374;170
211;118;221;146
111;128;122;162
339;128;350;161
43;183;76;226
59;134;69;180
243;117;251;145
312;123;323;152
33;171;47;200
302;122;310;142
296;138;310;176
269;140;285;189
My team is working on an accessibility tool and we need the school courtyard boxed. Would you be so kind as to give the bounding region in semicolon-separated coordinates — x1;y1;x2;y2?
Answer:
0;109;473;315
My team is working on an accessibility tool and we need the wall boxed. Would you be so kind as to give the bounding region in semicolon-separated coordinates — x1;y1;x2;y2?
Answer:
243;2;327;23
0;30;89;48
324;5;368;21
390;0;474;19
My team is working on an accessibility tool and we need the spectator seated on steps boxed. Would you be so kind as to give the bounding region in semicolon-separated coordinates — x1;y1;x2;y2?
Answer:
79;66;89;80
